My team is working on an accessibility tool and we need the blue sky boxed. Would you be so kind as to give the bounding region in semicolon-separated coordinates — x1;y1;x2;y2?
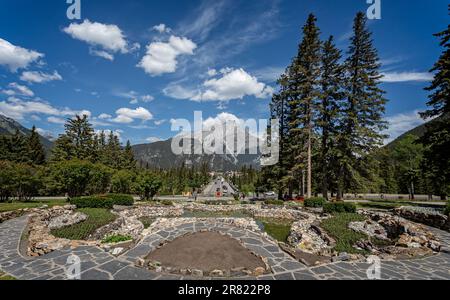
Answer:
0;0;448;144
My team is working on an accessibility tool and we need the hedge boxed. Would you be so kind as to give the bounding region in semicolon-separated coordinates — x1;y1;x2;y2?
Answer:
304;197;326;208
264;200;285;206
323;202;357;214
70;194;134;209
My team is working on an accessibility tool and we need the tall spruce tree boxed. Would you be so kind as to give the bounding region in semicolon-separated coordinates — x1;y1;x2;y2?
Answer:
420;5;450;199
317;36;345;199
337;12;387;199
28;126;46;165
286;14;322;198
10;129;31;163
65;115;95;161
123;140;136;170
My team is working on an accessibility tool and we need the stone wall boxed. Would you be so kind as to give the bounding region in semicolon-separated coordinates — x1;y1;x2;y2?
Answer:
393;206;450;232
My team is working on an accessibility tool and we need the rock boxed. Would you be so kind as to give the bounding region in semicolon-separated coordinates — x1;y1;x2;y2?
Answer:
111;247;124;255
253;267;266;276
210;270;224;277
332;252;350;262
394;206;449;231
135;258;145;267
191;269;204;277
48;212;87;230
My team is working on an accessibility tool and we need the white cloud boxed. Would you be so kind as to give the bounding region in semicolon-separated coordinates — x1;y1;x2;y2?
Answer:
163;83;197;99
115;90;154;104
207;69;217;77
146;136;162;143
141;95;154;102
96;129;123;142
64;20;135;60
47;116;66;124
381;72;433;83
112;107;153;124
252;66;284;82
89;49;114;61
36;128;55;141
98;113;112;119
138;35;197;76
154;119;167;126
2;83;34;97
153;24;171;33
20;70;62;84
193;68;273;101
0;97;90;121
384;110;428;143
0;38;44;72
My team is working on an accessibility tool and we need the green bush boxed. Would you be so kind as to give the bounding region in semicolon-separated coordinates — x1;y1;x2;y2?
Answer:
264;200;285;206
304;197;326;208
159;200;174;206
70;194;134;209
133;172;162;201
102;234;132;244
204;200;231;205
445;201;450;216
111;170;135;194
323;202;357;214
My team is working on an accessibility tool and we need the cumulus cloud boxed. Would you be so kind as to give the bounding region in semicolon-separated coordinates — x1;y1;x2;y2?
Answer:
2;83;34;97
20;70;62;84
0;97;90;121
112;107;153;124
138;35;197;76
0;38;44;72
63;20;136;60
381;72;433;83
114;90;154;104
153;24;171;33
98;113;112;120
47;116;66;124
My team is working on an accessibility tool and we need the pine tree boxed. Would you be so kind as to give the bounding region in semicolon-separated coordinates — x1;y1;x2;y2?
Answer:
28;126;46;165
317;36;345;199
122;140;136;170
286;14;322;198
10;129;31;163
337;12;387;199
51;135;75;162
65;115;95;161
420;5;450;200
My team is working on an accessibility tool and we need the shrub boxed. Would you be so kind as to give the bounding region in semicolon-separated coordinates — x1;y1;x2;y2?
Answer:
323;202;357;214
159;200;174;206
304;197;326;208
102;234;132;244
70;194;134;209
48;160;98;197
133;172;162;201
445;201;450;216
264;200;285;206
111;170;135;194
204;200;231;205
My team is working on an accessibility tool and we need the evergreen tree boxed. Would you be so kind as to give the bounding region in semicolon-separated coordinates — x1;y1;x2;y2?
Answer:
286;14;322;198
28;126;46;165
10;129;31;163
420;5;450;199
337;12;387;199
317;36;345;199
65;115;95;161
51;135;76;162
122;140;136;170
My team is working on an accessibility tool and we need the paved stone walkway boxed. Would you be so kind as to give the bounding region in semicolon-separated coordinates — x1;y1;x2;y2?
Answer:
0;216;449;280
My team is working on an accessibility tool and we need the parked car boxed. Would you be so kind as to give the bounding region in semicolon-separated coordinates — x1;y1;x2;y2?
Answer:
264;191;277;199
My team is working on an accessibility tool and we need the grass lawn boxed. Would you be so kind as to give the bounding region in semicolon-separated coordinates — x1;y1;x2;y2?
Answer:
139;217;156;229
51;208;117;240
0;199;68;213
321;213;392;254
257;218;293;243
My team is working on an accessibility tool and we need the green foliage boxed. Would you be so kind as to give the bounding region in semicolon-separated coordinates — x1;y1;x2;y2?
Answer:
133;172;162;201
28;126;46;165
203;200;232;206
0;161;41;202
70;194;134;209
102;234;132;244
0;199;67;213
111;170;135;194
304;197;326;208
139;217;155;229
445;201;450;216
321;213;368;254
159;200;174;206
264;200;285;206
51;208;117;240
257;218;293;242
323;202;357;213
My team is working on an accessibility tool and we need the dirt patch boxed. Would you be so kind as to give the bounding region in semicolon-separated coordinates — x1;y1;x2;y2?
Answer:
146;232;266;273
